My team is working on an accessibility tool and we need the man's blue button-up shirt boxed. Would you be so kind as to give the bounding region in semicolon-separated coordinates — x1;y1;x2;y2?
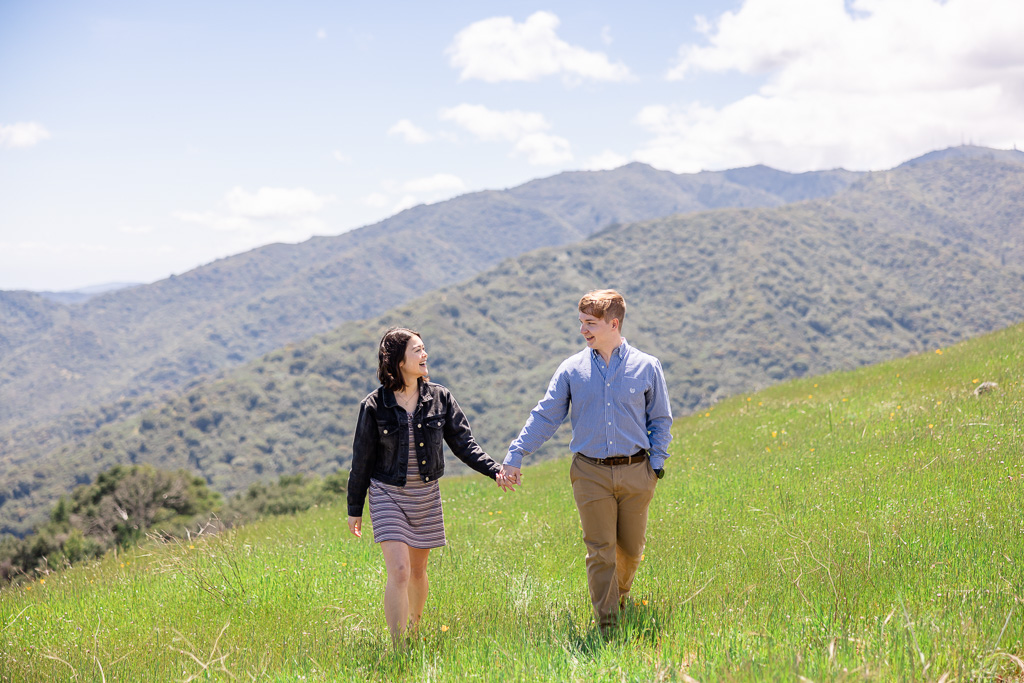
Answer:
504;339;673;470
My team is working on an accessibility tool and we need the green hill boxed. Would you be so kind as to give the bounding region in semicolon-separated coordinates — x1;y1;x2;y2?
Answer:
0;161;856;460
3;153;1022;537
1;319;1021;681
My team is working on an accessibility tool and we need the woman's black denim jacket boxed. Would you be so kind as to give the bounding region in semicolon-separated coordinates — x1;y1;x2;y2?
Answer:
347;380;500;517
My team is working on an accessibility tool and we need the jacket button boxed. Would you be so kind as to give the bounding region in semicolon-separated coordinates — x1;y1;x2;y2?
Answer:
421;460;426;465
383;429;388;434
417;423;422;428
419;442;424;447
424;476;430;481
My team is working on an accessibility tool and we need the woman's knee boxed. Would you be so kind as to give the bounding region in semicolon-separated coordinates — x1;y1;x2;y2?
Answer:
387;560;411;585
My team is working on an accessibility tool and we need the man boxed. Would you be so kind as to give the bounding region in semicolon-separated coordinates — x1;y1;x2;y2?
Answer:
498;289;672;632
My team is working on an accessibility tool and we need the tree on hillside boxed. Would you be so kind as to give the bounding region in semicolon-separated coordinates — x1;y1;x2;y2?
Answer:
70;464;221;546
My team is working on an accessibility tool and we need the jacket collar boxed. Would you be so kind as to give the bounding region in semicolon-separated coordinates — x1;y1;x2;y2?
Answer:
381;379;434;408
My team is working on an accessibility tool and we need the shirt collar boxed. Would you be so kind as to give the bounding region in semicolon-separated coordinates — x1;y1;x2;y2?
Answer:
591;338;629;360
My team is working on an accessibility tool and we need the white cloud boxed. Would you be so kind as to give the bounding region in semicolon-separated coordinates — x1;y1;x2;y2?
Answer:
440;104;547;142
392;195;420;213
175;186;333;238
224;186;333;218
402;173;467;194
363;192;389;208
119;225;155;235
643;0;1024;172
332;150;351;163
446;11;631;84
440;103;574;165
0;122;51;148
174;210;252;232
601;26;614;46
583;150;630;171
362;173;469;217
316;28;327;40
388;119;434;144
514;133;573;165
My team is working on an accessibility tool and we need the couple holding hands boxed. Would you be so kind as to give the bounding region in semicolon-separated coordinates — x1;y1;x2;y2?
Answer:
347;290;673;646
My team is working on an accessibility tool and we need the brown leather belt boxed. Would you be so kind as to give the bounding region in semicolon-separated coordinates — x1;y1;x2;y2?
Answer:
575;450;648;466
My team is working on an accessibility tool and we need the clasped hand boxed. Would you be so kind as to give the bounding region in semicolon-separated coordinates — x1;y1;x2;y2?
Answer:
495;464;522;492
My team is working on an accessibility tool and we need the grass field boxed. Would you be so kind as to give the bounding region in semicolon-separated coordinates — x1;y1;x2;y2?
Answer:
2;323;1023;682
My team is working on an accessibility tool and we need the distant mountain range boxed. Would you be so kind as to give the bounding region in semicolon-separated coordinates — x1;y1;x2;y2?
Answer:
0;161;859;466
1;147;1022;536
34;282;143;305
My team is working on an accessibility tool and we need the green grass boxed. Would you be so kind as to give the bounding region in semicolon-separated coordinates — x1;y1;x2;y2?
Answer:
3;323;1024;682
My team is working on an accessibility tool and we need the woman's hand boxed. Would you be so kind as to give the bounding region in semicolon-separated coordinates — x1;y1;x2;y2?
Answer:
496;464;521;492
348;516;362;537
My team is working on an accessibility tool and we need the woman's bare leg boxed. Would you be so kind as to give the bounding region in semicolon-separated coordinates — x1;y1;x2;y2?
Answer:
380;541;411;647
407;547;431;629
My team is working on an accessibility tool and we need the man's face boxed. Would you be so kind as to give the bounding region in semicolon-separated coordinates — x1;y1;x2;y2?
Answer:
579;312;619;350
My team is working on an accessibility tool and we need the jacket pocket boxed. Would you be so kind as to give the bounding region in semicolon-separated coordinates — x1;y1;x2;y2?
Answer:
377;419;400;469
424;416;445;453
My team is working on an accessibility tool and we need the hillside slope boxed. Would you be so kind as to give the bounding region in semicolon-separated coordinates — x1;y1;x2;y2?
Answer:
0;163;858;452
1;154;1021;535
3;319;1022;681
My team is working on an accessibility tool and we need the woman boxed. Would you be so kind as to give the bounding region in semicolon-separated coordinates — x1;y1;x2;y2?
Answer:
347;327;511;647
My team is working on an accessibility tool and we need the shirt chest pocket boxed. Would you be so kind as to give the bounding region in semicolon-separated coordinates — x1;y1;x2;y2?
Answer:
622;379;647;407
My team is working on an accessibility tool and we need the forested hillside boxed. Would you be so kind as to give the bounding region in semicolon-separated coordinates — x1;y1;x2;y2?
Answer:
2;153;1021;536
0;162;858;465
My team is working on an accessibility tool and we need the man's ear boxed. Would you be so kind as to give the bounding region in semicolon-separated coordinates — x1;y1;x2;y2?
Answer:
611;318;620;331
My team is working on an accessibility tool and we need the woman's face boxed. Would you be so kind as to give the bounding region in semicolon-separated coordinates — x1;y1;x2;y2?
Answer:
398;335;428;384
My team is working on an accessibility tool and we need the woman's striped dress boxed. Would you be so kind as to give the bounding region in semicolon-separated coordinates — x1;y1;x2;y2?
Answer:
367;417;446;548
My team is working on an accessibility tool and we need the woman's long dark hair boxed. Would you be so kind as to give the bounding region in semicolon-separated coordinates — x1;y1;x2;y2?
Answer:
377;327;421;392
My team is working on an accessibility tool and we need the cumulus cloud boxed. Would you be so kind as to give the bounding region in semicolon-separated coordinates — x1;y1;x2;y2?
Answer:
640;0;1024;172
388;119;434;144
583;150;630;171
446;11;631;83
175;186;334;236
221;186;330;219
402;173;467;194
440;104;548;141
363;192;390;208
514;133;573;165
0;122;51;148
362;173;470;216
440;103;573;165
119;225;155;235
174;211;252;232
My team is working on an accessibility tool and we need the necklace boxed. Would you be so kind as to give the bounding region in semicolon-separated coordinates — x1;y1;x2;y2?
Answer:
396;388;418;414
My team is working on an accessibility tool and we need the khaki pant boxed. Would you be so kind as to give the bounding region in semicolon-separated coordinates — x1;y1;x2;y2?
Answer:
569;454;658;628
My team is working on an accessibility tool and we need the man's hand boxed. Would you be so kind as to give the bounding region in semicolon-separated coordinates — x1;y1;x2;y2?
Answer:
495;471;516;492
497;464;522;491
347;516;362;537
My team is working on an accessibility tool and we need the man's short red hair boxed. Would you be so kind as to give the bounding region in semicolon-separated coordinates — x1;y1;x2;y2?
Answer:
579;289;626;329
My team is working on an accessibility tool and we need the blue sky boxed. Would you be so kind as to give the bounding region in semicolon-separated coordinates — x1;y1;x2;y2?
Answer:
2;0;1022;291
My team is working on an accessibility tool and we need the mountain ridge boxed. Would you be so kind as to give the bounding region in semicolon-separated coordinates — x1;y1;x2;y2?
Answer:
0;161;859;451
2;152;1022;536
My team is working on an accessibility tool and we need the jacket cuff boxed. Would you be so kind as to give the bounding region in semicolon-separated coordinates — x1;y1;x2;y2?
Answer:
347;504;364;517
